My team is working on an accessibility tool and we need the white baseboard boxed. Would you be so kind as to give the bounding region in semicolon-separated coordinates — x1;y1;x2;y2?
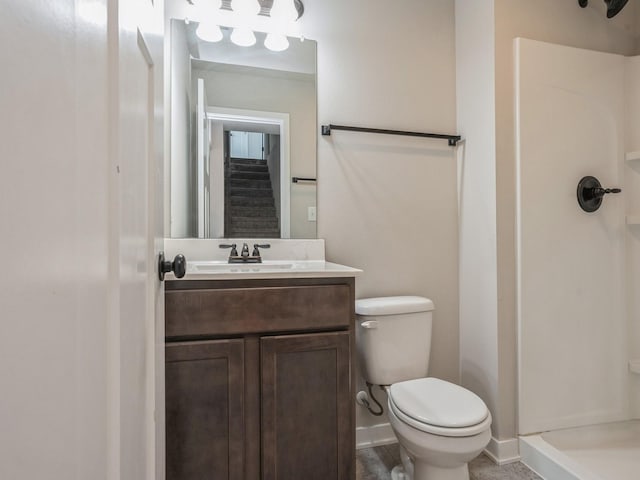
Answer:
356;423;397;449
357;426;520;467
484;436;520;465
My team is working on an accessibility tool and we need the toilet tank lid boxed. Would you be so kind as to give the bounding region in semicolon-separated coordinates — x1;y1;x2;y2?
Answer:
355;296;434;316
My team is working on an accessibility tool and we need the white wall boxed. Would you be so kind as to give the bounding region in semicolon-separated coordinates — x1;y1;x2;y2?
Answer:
516;39;628;434
301;0;458;434
453;0;640;446
170;20;194;237
625;57;640;418
494;0;640;441
455;0;501;445
0;1;110;477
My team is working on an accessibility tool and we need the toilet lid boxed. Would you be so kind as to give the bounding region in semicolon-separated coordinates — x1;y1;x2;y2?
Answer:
389;378;489;429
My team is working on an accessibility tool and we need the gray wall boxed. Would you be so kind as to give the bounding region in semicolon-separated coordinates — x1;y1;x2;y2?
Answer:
301;0;459;431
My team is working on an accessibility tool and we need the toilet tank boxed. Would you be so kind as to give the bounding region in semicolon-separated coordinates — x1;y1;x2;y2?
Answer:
355;296;435;386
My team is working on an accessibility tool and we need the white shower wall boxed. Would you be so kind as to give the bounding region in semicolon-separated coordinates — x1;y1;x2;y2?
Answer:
516;39;632;435
625;57;640;419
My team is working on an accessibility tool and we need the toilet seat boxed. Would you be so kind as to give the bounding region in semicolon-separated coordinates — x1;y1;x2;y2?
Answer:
388;378;492;438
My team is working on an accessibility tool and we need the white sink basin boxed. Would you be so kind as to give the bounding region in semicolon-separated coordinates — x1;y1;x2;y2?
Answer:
189;260;295;273
177;259;361;279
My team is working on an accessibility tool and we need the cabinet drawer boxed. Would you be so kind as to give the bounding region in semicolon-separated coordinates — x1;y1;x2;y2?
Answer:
166;284;351;338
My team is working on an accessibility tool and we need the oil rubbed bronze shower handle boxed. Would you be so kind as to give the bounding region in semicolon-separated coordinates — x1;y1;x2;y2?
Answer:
583;186;622;200
577;176;621;213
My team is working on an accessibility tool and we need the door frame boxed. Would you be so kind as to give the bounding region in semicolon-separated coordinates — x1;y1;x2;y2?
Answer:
206;106;291;238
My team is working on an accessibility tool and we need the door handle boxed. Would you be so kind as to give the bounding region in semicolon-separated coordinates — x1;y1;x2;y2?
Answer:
158;252;186;281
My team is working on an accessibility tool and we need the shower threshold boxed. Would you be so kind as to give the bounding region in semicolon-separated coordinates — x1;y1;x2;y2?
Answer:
519;420;640;480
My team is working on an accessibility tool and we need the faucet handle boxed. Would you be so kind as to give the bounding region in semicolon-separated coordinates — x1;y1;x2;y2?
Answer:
252;243;271;256
220;243;238;256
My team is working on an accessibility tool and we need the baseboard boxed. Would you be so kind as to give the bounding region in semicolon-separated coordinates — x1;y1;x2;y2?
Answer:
484;436;520;465
357;426;520;466
356;423;397;449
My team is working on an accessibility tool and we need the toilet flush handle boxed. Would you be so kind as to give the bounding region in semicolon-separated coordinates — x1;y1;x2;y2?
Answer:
361;321;378;329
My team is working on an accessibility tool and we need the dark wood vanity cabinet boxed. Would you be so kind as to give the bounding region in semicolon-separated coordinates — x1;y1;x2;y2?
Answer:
165;277;355;480
166;339;245;480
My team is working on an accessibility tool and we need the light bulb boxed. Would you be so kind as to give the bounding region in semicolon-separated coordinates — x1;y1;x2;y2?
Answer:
230;27;256;47
264;33;289;52
196;21;223;42
269;0;298;23
231;0;260;17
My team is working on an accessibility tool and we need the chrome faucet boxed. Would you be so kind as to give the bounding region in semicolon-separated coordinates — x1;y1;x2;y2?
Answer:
252;243;270;258
219;243;238;257
220;242;270;263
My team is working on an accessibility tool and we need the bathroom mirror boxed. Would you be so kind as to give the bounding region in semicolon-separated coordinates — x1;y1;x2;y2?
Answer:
168;17;317;239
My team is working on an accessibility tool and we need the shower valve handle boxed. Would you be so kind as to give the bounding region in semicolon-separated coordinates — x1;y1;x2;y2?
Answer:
587;186;622;200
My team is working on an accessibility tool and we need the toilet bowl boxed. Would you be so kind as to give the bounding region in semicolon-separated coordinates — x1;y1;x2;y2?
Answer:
355;297;492;480
386;378;491;480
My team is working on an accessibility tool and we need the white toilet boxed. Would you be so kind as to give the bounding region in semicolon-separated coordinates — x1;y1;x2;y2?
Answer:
355;296;492;480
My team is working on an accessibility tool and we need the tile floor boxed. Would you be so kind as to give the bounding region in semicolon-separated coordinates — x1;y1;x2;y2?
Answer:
356;443;542;480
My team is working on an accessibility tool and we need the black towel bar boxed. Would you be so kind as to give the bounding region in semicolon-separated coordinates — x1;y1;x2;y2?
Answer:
321;124;461;146
292;177;317;183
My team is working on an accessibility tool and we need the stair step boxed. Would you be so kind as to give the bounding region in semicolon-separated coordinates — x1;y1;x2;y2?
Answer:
229;187;273;198
225;157;279;238
231;217;279;228
229;178;273;189
227;229;280;238
230;163;269;173
229;206;277;217
229;171;270;180
230;157;266;165
230;196;275;207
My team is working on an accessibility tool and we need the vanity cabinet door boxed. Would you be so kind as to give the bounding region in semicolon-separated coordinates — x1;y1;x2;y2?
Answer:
261;331;352;480
166;339;244;480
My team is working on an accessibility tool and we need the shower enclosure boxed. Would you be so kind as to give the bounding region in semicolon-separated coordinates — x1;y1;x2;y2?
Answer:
515;38;640;479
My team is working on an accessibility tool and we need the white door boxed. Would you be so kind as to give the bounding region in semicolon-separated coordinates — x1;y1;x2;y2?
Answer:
1;0;111;478
115;1;165;479
0;0;164;479
230;130;265;159
197;78;211;238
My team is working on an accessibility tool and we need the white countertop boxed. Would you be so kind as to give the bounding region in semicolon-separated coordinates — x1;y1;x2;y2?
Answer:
167;260;362;281
164;238;361;281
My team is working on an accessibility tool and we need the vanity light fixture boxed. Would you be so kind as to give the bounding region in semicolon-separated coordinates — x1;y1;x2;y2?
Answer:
196;20;224;42
269;0;299;23
231;26;257;46
193;0;224;42
264;33;289;52
229;0;260;46
231;0;261;18
191;0;305;49
263;0;298;51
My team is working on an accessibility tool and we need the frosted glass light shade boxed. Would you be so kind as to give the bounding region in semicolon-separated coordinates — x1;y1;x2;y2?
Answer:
196;21;223;42
230;27;256;47
264;33;289;52
269;0;298;23
231;0;260;17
